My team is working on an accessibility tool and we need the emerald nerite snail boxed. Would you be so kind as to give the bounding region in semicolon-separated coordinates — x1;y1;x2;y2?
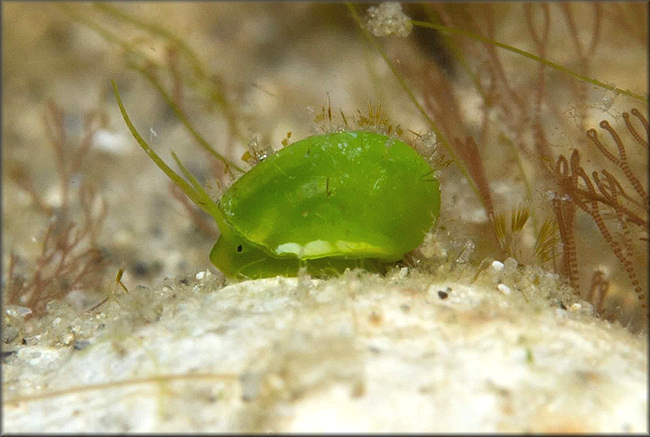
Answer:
112;81;440;279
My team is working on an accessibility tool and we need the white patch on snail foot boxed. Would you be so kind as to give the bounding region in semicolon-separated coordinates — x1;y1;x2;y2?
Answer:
275;241;328;257
275;240;385;258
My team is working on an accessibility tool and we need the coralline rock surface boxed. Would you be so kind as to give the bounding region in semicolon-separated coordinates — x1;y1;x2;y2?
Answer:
3;265;647;432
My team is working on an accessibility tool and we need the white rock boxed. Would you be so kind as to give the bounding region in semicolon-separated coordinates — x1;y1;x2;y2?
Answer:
497;283;511;295
3;273;646;432
491;260;505;272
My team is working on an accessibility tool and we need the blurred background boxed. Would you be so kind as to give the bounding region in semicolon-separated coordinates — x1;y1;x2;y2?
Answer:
2;3;647;330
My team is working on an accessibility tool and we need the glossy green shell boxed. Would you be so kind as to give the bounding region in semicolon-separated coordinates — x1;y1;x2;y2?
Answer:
211;131;440;278
113;81;440;280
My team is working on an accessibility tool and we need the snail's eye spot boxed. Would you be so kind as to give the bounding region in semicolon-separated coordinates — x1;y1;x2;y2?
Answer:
236;244;243;253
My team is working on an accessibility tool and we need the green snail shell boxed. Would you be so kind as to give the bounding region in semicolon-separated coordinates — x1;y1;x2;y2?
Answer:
210;131;440;278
